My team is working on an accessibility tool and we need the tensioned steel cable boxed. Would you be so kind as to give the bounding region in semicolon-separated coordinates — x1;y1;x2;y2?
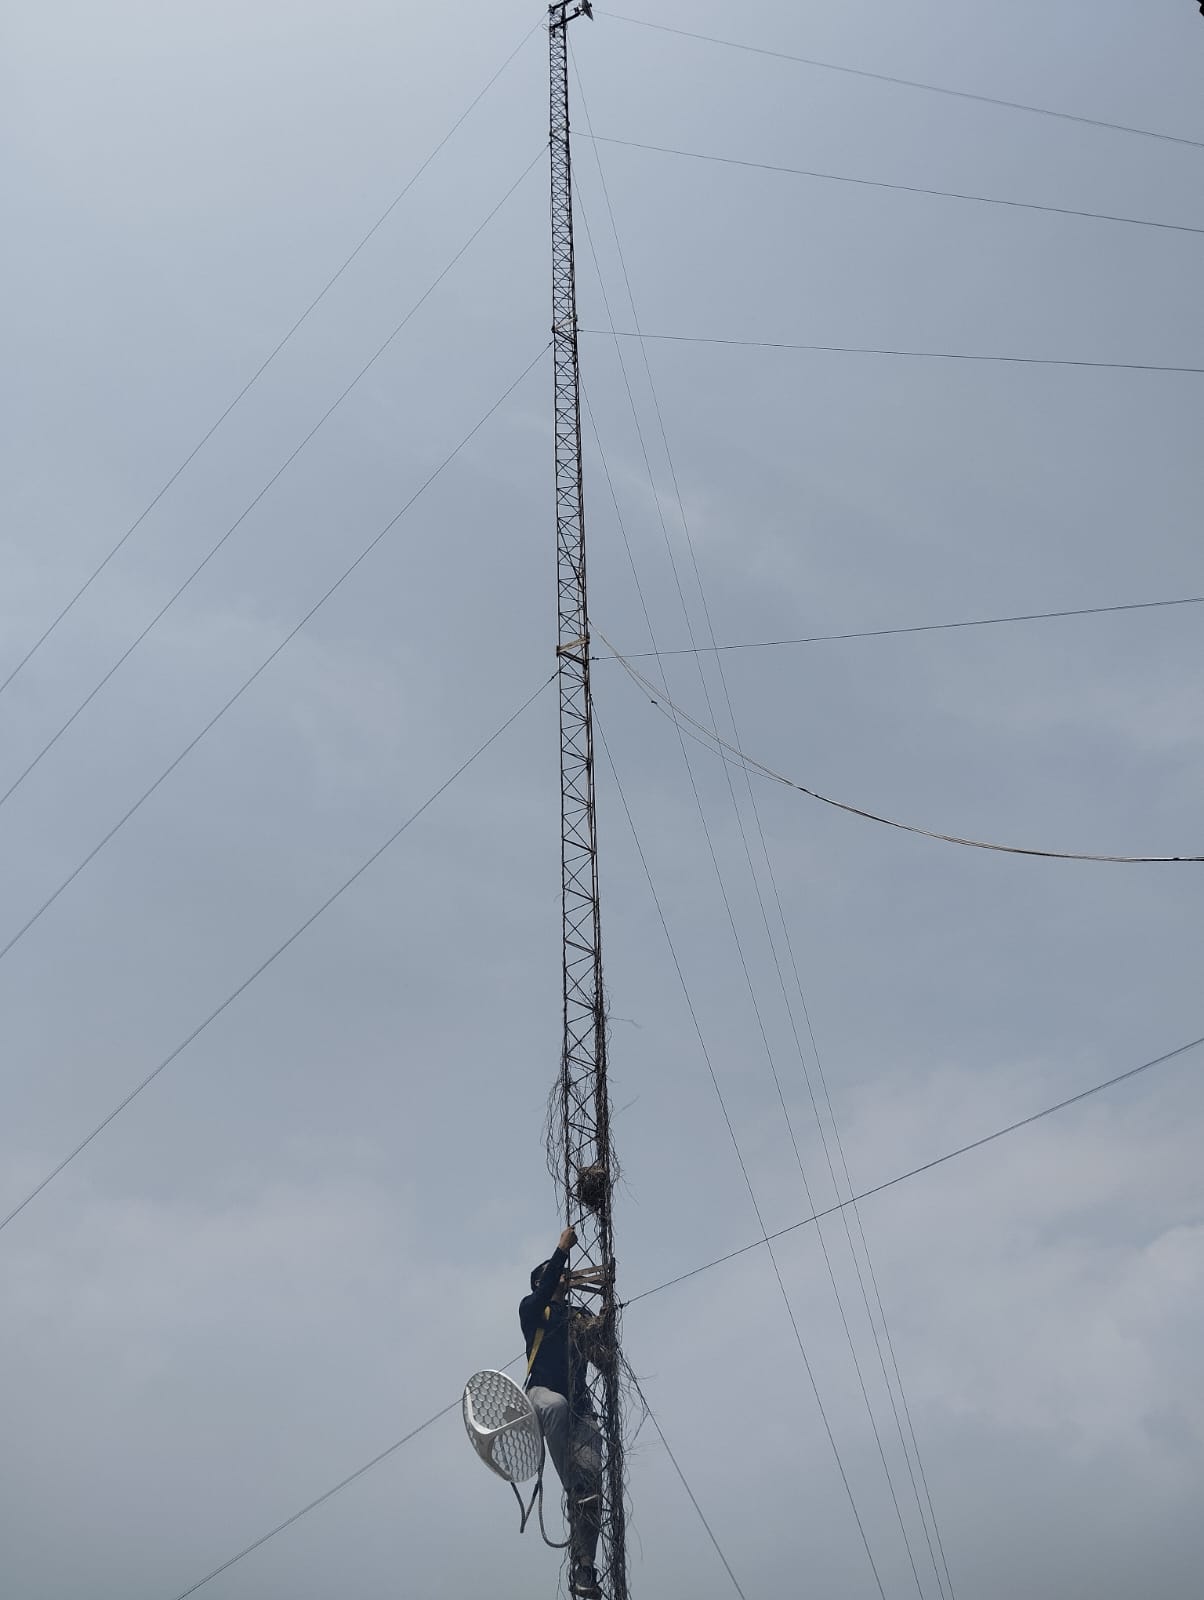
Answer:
158;1027;1203;1596
602;13;1204;152
0;347;548;970
603;635;1204;865
169;1397;466;1599
0;19;541;702
597;719;890;1600
0;674;553;1237
0;148;544;818
586;68;1191;1584
589;124;1001;1600
798;989;957;1597
590;136;1204;239
168;1355;749;1600
599;596;1204;659
584;328;1204;376
585;277;957;1599
578;66;941;1592
627;1030;1204;1306
582;244;894;1589
586;121;1195;1551
573;81;902;1581
631;1376;751;1600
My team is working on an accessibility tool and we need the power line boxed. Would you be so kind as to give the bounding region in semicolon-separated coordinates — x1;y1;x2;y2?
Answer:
602;12;1204;152
590;135;1204;239
627;1030;1204;1306
584;327;1204;377
160;1026;1204;1596
598;596;1204;659
0;20;540;704
0;347;548;970
0;149;544;819
603;635;1204;866
0;675;553;1237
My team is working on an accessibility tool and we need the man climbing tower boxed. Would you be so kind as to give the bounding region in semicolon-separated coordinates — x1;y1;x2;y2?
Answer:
520;1225;604;1599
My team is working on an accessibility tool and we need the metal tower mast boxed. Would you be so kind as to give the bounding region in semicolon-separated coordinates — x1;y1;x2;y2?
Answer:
548;4;629;1597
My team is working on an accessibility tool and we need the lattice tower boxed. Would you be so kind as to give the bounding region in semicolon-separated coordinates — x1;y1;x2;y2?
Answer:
548;4;629;1596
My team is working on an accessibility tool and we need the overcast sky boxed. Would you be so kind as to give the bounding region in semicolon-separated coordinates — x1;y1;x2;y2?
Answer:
2;1;1201;1596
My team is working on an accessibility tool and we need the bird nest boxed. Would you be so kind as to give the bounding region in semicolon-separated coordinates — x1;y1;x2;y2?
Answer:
575;1162;609;1212
573;1312;618;1372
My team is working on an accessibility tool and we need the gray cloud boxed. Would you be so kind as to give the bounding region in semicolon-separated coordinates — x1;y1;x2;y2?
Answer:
2;0;1201;1596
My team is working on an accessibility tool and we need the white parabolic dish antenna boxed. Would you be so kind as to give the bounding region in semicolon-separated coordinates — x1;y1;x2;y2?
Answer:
462;1370;544;1484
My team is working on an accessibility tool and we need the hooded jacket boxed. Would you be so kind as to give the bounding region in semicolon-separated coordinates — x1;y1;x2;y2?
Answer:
519;1246;591;1413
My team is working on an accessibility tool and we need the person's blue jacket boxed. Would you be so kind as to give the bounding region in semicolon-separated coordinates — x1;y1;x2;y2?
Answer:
519;1246;591;1412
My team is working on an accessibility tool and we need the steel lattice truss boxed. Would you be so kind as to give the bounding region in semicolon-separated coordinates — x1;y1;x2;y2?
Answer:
549;5;629;1597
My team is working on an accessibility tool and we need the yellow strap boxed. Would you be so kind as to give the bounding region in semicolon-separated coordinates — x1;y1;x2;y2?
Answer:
526;1305;550;1378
